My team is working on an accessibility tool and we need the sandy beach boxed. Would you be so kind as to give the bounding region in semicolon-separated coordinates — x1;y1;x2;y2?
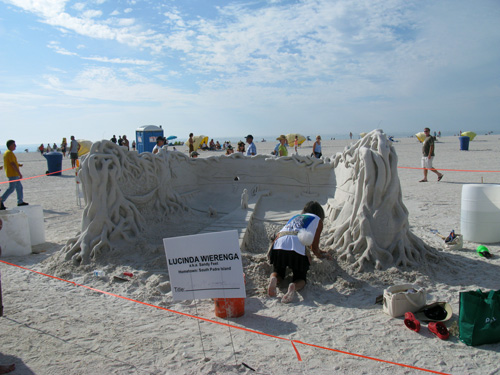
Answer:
1;133;500;375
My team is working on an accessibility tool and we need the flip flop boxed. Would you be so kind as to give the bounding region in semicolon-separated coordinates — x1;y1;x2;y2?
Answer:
404;312;421;332
419;179;428;183
428;322;449;340
438;174;444;181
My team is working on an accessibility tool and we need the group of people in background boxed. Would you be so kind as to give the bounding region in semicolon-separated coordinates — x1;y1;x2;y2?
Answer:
110;135;134;150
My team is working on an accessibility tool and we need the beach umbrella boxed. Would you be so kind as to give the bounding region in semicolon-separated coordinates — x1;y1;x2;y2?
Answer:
166;135;177;141
461;131;476;141
192;135;209;150
285;133;306;146
415;132;426;143
77;140;93;156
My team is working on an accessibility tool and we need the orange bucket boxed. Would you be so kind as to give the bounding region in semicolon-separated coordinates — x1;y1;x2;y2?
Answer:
214;298;245;318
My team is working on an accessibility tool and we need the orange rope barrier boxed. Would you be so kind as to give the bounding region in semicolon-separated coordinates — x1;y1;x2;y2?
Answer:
398;166;500;173
1;165;497;187
0;259;450;374
0;167;75;184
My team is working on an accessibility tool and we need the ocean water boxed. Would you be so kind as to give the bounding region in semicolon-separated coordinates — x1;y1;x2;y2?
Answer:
0;143;41;153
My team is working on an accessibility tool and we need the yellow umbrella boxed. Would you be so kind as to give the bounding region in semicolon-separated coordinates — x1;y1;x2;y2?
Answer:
286;134;306;146
192;135;209;150
415;132;426;143
77;140;93;156
360;132;368;138
461;131;476;141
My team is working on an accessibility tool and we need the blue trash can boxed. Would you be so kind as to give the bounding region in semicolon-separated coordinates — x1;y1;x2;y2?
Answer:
459;136;470;151
44;152;63;176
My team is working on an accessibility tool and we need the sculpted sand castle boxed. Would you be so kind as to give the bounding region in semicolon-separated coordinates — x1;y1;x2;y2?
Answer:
62;129;436;272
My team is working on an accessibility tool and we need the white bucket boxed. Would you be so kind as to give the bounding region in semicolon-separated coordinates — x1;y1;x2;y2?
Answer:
461;184;500;243
16;204;46;246
0;209;32;256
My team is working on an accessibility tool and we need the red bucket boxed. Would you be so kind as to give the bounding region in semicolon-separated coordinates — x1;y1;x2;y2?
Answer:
214;298;245;318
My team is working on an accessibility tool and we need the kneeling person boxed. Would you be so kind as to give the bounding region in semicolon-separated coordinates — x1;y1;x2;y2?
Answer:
268;201;330;303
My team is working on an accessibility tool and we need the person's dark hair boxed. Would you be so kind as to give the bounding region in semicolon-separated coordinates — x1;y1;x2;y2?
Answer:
302;201;325;220
189;133;193;137
6;140;15;148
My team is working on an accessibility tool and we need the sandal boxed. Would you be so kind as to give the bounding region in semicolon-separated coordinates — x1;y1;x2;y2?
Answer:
404;312;421;332
419;179;428;183
438;174;444;182
428;322;449;340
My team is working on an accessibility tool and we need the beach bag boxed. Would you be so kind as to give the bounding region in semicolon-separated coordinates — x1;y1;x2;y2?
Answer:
444;234;463;250
383;284;426;318
459;289;500;346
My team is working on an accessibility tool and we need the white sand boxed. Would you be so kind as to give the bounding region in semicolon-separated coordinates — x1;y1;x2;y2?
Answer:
1;134;500;374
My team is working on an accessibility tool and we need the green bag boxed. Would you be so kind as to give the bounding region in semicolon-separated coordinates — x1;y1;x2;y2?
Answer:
459;289;500;346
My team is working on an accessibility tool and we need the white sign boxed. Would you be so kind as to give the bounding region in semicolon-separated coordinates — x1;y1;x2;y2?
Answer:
164;230;246;301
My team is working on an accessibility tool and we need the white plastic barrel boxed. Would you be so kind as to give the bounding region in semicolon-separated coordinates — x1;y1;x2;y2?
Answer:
16;204;46;246
461;184;500;243
0;209;32;256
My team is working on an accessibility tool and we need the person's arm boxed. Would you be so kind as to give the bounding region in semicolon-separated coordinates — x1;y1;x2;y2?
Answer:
310;220;330;259
77;142;81;152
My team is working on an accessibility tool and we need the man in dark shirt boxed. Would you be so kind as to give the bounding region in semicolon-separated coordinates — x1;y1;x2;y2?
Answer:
420;127;444;182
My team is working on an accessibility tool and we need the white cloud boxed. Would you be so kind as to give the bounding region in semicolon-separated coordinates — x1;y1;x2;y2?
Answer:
73;2;85;12
82;9;102;19
83;56;152;65
47;41;77;56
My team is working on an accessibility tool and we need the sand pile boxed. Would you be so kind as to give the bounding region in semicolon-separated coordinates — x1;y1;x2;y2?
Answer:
1;131;499;374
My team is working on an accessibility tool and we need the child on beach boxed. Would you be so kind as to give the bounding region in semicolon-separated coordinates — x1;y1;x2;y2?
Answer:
312;135;322;158
267;201;330;303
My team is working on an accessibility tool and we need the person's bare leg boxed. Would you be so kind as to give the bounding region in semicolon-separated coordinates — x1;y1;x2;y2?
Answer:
431;169;443;180
422;168;428;181
282;280;305;303
268;273;279;297
0;364;15;374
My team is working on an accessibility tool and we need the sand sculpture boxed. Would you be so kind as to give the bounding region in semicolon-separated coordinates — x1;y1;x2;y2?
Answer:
62;129;433;271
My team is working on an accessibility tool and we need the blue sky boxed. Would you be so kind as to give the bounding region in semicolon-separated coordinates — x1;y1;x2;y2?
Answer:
1;0;499;144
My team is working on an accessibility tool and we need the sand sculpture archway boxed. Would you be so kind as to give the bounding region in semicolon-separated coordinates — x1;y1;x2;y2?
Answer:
62;129;433;272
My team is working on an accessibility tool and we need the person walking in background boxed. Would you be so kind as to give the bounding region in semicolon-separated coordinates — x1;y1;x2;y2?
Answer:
61;138;67;157
188;133;194;154
312;135;322;158
420;127;444;183
277;135;288;156
294;135;298;154
1;140;28;210
152;136;165;154
245;134;256;156
131;140;136;151
122;135;130;150
69;135;80;169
